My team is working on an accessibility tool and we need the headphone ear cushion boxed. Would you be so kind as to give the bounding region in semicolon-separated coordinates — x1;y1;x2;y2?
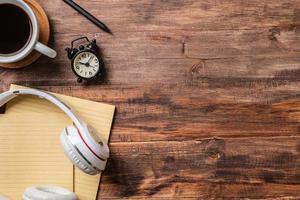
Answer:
23;186;77;200
60;128;98;175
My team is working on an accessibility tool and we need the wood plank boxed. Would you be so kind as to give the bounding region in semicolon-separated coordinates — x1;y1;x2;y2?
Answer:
99;137;300;199
1;53;300;86
2;28;298;61
40;0;300;32
1;55;299;141
52;29;300;59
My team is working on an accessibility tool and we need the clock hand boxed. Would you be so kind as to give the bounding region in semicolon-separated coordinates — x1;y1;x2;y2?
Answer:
79;62;90;67
88;56;93;64
81;56;93;67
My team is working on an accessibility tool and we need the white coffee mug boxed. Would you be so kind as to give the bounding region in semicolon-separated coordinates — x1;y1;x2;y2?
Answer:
0;0;56;63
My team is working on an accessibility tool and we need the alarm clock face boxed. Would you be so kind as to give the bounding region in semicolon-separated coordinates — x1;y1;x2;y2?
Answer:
73;51;100;79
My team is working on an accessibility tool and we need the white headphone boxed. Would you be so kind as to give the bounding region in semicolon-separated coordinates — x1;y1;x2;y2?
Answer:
0;89;110;199
23;187;77;200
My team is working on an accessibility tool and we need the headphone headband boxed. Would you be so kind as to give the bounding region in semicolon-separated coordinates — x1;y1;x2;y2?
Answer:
0;89;84;129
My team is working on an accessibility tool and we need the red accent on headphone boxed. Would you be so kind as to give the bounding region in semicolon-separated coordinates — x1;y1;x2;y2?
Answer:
76;128;106;162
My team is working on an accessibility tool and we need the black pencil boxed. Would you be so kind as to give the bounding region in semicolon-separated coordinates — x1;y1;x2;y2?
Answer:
63;0;112;34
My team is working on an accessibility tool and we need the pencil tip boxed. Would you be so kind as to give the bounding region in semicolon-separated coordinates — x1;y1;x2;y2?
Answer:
105;28;113;35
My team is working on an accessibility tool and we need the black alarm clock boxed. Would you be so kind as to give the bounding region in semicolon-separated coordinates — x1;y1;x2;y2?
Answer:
65;36;104;83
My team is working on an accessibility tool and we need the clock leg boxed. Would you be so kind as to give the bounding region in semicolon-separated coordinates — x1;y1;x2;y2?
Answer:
77;77;83;83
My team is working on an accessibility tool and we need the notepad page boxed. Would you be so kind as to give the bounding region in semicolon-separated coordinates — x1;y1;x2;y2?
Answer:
0;114;73;199
2;84;115;200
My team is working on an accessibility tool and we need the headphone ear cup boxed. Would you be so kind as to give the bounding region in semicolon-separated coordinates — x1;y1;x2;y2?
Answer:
60;127;98;175
23;186;77;200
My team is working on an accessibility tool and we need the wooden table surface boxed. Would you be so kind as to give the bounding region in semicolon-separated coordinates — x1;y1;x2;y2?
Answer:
1;0;300;199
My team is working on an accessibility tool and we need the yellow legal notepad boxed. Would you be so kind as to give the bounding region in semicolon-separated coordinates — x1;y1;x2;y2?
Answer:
0;84;115;200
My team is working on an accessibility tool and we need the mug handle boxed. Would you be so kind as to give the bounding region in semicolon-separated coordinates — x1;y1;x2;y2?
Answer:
34;42;57;58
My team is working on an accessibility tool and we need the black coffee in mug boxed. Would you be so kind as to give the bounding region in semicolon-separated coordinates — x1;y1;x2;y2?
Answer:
0;4;32;55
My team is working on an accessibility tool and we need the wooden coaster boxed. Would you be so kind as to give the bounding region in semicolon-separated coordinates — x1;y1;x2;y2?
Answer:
0;0;50;69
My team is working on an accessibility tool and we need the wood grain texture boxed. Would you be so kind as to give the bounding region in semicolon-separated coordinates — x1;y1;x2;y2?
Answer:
0;0;300;199
100;137;300;199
